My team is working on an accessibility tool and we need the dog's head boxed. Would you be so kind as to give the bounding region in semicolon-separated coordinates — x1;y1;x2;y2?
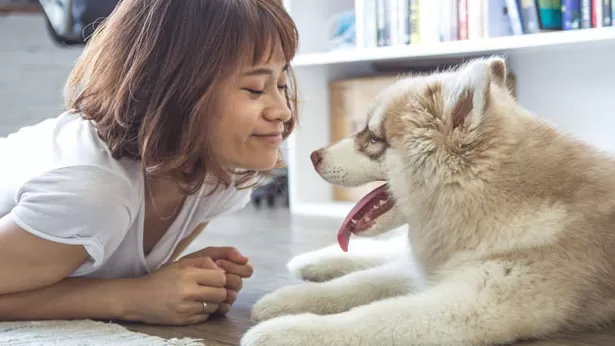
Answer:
311;56;517;250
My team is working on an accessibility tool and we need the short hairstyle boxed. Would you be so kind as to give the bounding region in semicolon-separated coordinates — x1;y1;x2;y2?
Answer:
64;0;299;195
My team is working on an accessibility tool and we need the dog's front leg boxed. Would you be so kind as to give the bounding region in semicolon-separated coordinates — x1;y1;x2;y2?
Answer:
287;229;409;282
251;258;419;323
288;201;409;282
242;262;564;346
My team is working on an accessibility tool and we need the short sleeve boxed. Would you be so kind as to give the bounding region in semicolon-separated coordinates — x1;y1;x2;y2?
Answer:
6;166;135;276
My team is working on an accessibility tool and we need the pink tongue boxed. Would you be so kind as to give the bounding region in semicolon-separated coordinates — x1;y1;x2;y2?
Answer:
336;183;389;252
337;228;351;252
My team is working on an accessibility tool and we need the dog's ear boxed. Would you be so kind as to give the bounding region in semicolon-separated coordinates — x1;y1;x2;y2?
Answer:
450;57;506;130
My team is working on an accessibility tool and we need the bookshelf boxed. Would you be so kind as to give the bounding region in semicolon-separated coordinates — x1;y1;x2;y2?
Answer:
284;0;615;219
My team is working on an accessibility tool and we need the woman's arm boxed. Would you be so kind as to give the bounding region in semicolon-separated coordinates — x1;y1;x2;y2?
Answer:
0;276;139;321
0;219;228;325
0;218;90;295
0;218;133;320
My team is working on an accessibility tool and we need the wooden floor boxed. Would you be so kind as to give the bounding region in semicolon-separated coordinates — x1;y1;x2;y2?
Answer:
120;205;615;346
122;206;341;345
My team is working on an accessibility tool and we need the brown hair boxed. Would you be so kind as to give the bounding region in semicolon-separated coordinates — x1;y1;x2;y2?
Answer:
64;0;299;195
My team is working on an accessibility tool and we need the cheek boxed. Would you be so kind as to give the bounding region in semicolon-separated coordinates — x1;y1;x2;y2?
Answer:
216;102;259;139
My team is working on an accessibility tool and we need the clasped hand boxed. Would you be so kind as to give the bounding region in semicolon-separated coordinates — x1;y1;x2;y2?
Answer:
133;246;253;325
181;246;254;315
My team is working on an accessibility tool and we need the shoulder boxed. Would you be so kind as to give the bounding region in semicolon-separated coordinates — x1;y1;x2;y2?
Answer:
14;165;139;226
19;165;138;204
7;165;139;275
2;112;142;194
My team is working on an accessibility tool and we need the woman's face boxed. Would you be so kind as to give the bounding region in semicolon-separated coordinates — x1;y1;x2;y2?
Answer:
211;45;292;171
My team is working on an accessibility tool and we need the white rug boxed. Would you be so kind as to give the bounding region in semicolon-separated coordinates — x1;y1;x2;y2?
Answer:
0;319;205;346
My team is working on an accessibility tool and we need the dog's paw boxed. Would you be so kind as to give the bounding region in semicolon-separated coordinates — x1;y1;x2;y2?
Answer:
241;314;355;346
250;284;316;322
286;248;350;282
250;281;356;322
241;314;314;346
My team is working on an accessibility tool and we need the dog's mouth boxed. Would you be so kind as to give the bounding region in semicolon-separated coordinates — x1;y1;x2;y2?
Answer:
338;183;395;252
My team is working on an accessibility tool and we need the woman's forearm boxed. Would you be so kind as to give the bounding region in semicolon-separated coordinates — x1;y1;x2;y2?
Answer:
0;276;141;321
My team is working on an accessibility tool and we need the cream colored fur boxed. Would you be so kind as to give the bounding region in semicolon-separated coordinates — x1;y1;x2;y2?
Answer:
240;56;615;346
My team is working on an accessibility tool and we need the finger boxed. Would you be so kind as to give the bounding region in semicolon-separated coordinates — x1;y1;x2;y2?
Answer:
224;273;243;292
179;256;219;270
224;288;238;305
216;260;253;278
187;267;226;287
185;301;220;315
214;303;231;315
203;247;249;264
182;313;211;325
188;286;228;303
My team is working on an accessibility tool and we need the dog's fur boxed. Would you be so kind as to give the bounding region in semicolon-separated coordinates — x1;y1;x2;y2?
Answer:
240;56;615;346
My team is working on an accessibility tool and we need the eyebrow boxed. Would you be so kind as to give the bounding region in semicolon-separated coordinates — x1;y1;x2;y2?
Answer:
242;64;289;77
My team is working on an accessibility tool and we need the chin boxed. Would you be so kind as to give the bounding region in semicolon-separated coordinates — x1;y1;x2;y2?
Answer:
241;156;280;172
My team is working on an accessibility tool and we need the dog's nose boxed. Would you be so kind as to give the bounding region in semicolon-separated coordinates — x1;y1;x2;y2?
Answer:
310;149;323;169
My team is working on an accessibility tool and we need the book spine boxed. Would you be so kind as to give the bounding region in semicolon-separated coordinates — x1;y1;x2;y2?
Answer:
518;0;541;33
603;0;612;26
506;0;525;34
409;0;420;44
457;0;468;40
562;0;582;30
536;0;563;29
580;0;591;28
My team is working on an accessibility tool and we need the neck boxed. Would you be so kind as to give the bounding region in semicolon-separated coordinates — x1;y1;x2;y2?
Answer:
145;174;186;220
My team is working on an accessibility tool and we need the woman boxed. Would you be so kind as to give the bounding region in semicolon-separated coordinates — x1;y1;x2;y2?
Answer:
0;0;298;326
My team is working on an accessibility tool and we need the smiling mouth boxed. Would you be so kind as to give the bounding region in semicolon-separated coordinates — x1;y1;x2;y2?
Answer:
252;133;283;144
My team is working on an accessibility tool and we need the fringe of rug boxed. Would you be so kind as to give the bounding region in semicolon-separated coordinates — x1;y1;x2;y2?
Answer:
0;319;205;346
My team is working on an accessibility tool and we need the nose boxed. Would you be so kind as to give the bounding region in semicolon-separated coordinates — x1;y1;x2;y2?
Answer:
264;94;292;123
310;149;323;169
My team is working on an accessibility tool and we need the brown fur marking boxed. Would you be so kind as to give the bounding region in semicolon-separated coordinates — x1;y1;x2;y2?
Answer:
452;88;473;129
355;127;387;160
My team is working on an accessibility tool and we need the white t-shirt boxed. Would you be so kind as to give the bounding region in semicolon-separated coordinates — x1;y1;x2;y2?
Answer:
0;112;252;278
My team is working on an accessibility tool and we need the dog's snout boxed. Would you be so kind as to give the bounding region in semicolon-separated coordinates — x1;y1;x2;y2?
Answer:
310;149;323;169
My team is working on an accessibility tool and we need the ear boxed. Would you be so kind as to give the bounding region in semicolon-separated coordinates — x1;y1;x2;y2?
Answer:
450;56;507;130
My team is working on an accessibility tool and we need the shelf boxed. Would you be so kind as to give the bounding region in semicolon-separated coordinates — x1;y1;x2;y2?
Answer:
292;27;615;67
290;202;355;219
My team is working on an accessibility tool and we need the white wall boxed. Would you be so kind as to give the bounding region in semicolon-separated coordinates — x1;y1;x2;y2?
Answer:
508;44;615;154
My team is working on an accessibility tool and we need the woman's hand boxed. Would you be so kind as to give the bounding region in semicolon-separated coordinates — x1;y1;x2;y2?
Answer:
124;256;228;325
181;246;254;314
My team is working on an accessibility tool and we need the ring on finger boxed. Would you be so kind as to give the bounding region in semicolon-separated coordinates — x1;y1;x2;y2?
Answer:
202;301;207;313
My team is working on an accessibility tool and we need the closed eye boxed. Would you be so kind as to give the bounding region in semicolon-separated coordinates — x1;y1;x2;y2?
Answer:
244;85;288;96
244;88;264;95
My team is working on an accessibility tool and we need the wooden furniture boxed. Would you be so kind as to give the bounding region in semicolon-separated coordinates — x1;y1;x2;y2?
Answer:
0;4;40;13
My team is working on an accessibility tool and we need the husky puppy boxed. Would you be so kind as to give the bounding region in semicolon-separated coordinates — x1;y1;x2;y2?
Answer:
240;56;615;346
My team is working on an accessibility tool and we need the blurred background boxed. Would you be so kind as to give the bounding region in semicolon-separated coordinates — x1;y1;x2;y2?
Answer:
1;0;615;224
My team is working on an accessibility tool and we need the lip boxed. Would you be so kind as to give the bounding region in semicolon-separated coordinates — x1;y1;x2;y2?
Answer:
252;133;283;145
